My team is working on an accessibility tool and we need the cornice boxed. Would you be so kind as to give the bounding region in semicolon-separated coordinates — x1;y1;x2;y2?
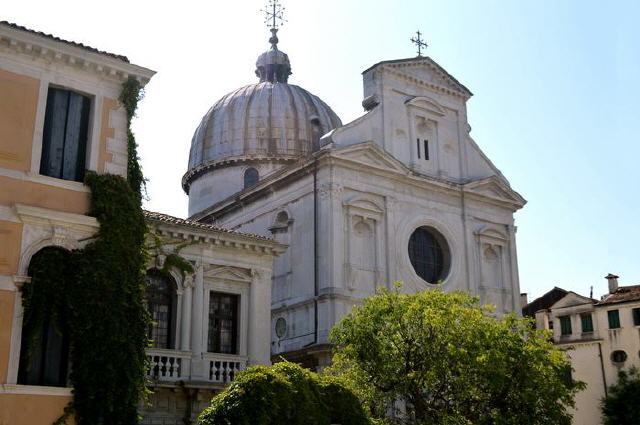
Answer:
383;65;470;100
182;155;299;193
0;25;155;84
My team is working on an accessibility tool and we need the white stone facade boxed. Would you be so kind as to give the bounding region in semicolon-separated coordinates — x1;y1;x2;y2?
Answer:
187;56;526;365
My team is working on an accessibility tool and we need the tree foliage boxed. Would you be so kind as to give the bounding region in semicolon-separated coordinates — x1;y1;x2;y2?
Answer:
328;286;583;425
601;367;640;425
198;362;371;425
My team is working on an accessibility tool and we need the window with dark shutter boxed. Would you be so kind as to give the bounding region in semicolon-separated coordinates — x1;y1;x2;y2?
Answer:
632;308;640;326
608;310;621;329
581;313;594;333
40;87;91;182
559;316;572;335
208;292;239;354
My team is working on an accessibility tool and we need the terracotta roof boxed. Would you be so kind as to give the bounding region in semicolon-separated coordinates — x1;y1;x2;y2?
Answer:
522;287;569;317
0;21;130;63
597;285;640;306
143;210;273;242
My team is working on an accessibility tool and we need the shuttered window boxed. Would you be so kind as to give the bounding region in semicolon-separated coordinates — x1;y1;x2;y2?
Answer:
608;310;621;329
40;87;91;182
632;308;640;326
559;316;572;335
581;314;594;333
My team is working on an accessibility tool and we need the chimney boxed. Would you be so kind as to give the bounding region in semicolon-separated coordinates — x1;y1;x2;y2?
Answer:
520;293;528;308
605;274;619;294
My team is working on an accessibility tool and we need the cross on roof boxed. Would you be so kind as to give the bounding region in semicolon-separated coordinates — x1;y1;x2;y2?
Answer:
263;0;286;30
410;30;428;57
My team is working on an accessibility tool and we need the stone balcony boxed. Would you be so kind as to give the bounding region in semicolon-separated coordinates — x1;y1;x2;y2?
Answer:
146;349;247;387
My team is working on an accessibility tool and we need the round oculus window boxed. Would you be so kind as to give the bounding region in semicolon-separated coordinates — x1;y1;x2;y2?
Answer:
408;226;451;284
275;317;287;339
611;350;627;364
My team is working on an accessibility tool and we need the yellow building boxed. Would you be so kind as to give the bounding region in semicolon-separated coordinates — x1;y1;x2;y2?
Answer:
0;21;154;424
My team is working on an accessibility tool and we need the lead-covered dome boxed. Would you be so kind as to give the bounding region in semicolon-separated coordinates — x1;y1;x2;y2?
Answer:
183;37;341;194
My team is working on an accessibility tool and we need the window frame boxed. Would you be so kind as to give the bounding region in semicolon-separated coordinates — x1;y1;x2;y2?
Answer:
632;308;640;326
145;270;178;350
207;291;240;355
580;313;594;333
607;309;621;329
559;315;572;336
243;167;259;189
39;86;92;182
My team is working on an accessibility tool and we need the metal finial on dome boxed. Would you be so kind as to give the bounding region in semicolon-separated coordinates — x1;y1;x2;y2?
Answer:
262;0;286;50
256;0;291;83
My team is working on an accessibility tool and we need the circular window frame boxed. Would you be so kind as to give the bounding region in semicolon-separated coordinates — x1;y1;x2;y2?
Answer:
611;350;627;364
406;224;452;286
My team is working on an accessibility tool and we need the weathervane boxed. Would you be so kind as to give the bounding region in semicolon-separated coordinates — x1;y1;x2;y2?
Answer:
262;0;287;49
410;30;428;57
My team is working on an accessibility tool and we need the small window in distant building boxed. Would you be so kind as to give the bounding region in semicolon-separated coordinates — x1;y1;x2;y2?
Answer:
208;292;239;354
243;167;259;189
633;308;640;326
424;139;429;160
611;350;627;364
40;87;91;182
548;320;554;330
416;138;421;159
608;310;621;329
559;316;572;335
581;313;594;333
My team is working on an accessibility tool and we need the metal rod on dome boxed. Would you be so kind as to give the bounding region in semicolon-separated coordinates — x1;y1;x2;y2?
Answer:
262;0;287;49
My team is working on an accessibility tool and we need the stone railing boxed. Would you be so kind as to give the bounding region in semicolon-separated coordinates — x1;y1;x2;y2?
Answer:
146;349;192;382
203;353;248;384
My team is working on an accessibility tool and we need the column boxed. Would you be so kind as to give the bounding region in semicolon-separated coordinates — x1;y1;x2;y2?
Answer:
181;274;194;351
248;268;272;366
191;263;205;378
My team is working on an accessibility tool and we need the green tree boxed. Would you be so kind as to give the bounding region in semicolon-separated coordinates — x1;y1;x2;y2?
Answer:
328;286;583;425
198;361;370;425
601;367;640;425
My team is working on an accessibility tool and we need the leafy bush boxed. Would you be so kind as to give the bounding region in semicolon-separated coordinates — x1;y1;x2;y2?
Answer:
601;367;640;425
198;362;370;425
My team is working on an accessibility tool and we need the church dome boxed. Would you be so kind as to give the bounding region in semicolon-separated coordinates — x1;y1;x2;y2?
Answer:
183;35;341;194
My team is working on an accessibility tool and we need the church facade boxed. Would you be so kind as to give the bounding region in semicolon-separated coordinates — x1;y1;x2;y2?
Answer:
183;27;526;367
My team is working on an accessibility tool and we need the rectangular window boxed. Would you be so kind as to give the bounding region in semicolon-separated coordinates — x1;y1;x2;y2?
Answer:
40;87;91;182
581;314;594;333
633;308;640;326
208;292;238;354
608;310;621;329
424;139;429;160
559;316;572;335
416;138;421;159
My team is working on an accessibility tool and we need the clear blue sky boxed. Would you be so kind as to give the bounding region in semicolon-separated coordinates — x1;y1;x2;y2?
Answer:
5;0;639;300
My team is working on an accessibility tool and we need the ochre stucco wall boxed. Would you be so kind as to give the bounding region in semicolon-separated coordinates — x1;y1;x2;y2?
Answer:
0;393;73;425
0;220;22;276
0;176;90;215
98;97;117;173
0;290;16;384
0;69;39;172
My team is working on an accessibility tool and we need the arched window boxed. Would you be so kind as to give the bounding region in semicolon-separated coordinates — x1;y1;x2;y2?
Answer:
18;247;71;387
146;270;176;349
243;167;259;189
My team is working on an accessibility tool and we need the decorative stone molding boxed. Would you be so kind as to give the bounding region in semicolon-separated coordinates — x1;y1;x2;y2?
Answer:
317;182;343;199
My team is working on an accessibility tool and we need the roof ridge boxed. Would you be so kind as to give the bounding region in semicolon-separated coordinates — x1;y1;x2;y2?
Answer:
0;20;130;63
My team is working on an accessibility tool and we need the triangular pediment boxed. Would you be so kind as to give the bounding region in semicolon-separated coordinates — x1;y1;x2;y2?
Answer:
463;176;526;209
551;292;595;310
204;265;252;282
365;57;472;98
331;142;409;175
